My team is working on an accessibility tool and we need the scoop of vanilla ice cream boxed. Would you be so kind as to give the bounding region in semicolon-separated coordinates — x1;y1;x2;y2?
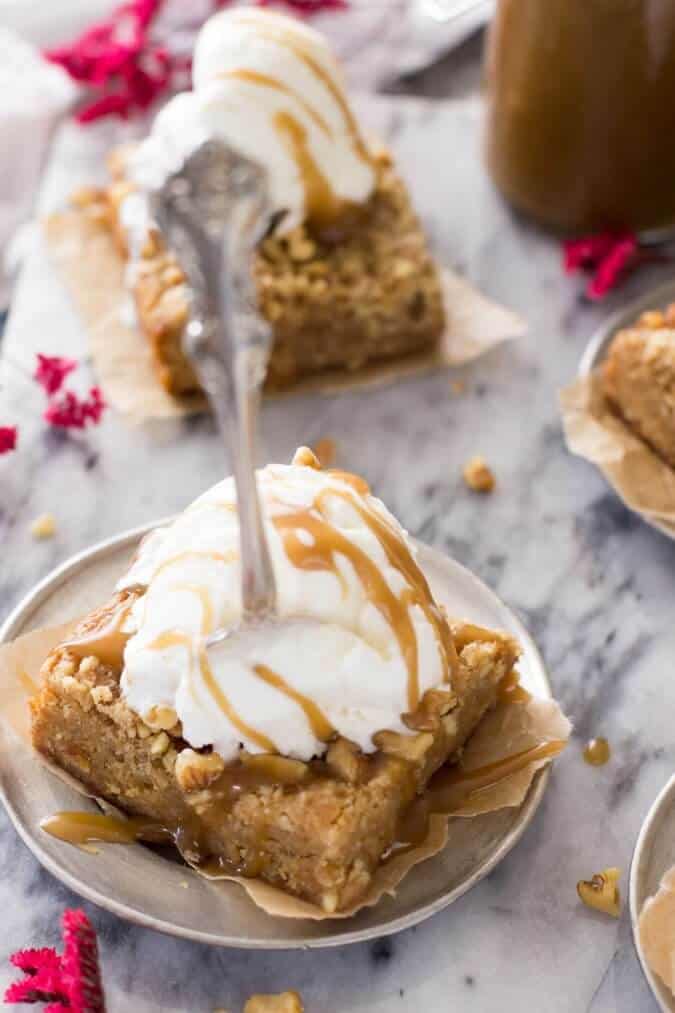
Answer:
118;456;451;763
130;8;376;233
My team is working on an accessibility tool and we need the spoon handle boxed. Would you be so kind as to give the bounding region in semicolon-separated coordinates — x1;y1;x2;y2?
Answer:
151;141;278;621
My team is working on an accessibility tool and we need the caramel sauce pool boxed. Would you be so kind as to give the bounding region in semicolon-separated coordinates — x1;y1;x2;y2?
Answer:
583;737;610;767
41;811;171;846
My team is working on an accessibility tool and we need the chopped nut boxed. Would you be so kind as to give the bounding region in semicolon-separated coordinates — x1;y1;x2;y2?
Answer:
577;867;621;917
292;446;321;469
326;738;367;783
463;456;496;493
90;685;113;706
30;513;56;540
244;994;303;1013
145;705;178;731
313;437;336;468
393;258;415;280
175;749;225;792
372;729;434;764
240;752;310;785
287;229;316;263
450;380;466;396
150;731;170;757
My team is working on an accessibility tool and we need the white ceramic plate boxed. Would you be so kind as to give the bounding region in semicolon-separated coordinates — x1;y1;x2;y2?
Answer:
578;278;675;542
0;522;552;949
630;773;675;1013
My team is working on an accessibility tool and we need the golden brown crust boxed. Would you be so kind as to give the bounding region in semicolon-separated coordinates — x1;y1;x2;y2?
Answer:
603;306;675;469
75;145;445;394
31;596;517;911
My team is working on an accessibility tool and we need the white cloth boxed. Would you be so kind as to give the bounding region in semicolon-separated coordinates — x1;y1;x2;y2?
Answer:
0;27;76;306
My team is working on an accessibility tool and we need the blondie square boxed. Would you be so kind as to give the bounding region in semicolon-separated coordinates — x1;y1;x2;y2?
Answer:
31;592;518;912
76;144;445;395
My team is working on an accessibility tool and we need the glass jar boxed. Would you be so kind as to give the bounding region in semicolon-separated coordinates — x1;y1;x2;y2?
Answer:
485;0;675;233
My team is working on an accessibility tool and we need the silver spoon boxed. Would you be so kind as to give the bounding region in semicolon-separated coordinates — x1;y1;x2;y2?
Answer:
149;139;278;629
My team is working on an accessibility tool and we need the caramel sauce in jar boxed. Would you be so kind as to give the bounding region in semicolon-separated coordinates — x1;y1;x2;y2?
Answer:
486;0;675;232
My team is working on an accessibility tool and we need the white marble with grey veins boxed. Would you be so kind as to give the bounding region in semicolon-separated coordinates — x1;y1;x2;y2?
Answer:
1;87;674;1013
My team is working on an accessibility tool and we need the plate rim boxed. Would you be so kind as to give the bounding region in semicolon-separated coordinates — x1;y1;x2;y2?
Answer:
629;771;675;1013
577;278;675;542
0;521;552;950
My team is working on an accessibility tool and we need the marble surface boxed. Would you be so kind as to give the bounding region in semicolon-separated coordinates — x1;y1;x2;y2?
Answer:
2;70;675;1013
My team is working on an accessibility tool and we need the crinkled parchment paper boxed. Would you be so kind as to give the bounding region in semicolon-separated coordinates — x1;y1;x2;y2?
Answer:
639;866;675;995
44;208;526;423
560;373;675;537
0;621;568;920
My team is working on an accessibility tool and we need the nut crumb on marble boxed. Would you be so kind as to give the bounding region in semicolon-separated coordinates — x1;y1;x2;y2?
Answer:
463;456;496;493
451;380;466;395
577;867;621;917
30;513;57;539
244;992;304;1013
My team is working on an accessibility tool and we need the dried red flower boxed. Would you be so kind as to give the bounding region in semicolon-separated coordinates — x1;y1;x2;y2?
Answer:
34;354;77;396
44;387;106;430
48;0;349;124
5;910;105;1012
60;910;106;1013
0;426;18;454
5;947;68;1007
563;231;640;301
45;0;171;124
254;0;348;10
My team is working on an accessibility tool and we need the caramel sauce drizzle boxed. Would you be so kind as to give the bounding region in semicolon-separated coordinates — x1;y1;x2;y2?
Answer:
253;664;334;741
153;550;234;580
41;811;170;846
396;739;567;847
62;595;132;669
327;469;371;496
232;13;373;165
273;487;458;712
198;648;277;754
146;630;192;652
219;68;332;136
274;110;357;230
163;582;214;637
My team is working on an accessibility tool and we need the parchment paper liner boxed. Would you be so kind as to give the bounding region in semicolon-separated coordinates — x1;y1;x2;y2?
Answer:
560;372;675;536
0;621;569;921
639;865;675;995
44;209;526;423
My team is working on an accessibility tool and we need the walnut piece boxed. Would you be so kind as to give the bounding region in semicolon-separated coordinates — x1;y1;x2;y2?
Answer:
30;513;57;540
462;456;496;493
175;749;225;792
144;705;178;731
372;729;434;764
577;867;621;918
292;446;321;469
244;991;304;1013
325;738;368;783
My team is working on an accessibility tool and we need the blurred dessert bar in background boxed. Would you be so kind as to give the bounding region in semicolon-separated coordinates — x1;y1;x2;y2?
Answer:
603;304;675;469
76;8;445;395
